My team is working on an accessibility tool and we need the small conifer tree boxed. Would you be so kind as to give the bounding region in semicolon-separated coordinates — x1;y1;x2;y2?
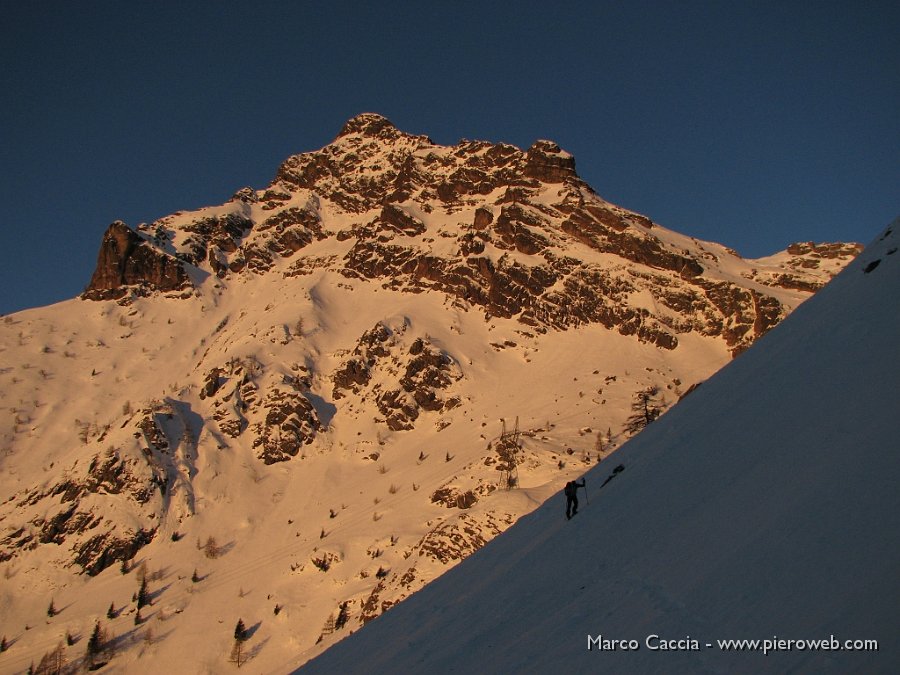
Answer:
624;387;662;435
143;626;155;645
36;643;66;675
204;536;221;559
231;619;248;667
85;621;107;669
137;577;150;609
49;642;66;673
335;602;349;630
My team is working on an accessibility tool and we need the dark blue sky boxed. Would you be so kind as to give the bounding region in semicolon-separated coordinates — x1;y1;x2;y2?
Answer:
2;1;897;314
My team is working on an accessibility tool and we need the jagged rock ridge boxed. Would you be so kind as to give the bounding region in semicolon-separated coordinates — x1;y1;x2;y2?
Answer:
82;112;861;356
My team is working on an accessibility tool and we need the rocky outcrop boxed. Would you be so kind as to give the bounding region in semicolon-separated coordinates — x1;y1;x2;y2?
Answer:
333;324;461;430
195;357;321;462
2;447;160;573
83;221;191;300
271;113;435;213
54;450;157;505
692;280;784;355
206;364;253;439
73;527;157;576
785;241;863;259
332;323;392;399
182;213;252;262
430;486;479;509
252;387;322;464
749;241;865;293
336;112;406;140
199;367;225;400
524;140;577;183
416;512;511;564
377;204;427;237
376;339;462;431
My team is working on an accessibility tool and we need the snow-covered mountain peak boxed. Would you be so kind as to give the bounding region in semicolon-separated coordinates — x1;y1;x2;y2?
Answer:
0;116;867;673
81;115;860;357
335;112;410;141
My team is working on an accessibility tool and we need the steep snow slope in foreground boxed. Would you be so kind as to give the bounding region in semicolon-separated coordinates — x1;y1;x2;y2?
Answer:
299;222;900;675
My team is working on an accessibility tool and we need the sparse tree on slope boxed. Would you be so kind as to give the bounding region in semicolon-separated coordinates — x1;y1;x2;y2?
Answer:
137;577;150;610
335;601;350;630
230;618;248;667
624;387;662;435
85;621;110;670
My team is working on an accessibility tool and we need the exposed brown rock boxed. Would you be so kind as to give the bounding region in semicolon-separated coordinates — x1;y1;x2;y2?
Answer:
524;140;577;183
199;368;224;400
182;213;253;262
252;388;322;464
73;527;157;576
416;512;505;564
430;487;478;509
336;112;401;140
769;274;824;293
473;207;494;228
83;221;191;300
378;204;426;237
35;503;99;545
333;325;461;430
786;241;863;259
332;358;371;399
360;580;391;624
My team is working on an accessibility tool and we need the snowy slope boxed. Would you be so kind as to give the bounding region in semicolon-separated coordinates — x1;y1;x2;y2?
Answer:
0;114;864;674
298;221;899;674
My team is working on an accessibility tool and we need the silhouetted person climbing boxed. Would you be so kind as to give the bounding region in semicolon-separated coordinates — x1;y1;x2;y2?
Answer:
565;478;586;519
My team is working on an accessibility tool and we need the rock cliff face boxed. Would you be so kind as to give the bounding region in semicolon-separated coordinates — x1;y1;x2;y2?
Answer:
83;221;192;300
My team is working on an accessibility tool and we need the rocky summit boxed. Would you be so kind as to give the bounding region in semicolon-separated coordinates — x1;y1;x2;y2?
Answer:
0;114;860;673
83;112;859;354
